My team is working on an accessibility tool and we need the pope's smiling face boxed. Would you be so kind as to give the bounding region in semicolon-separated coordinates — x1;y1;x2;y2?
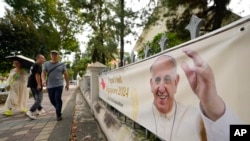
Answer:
150;56;179;114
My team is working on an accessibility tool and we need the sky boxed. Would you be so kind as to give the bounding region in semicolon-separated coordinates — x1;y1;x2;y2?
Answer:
0;0;250;60
228;0;250;17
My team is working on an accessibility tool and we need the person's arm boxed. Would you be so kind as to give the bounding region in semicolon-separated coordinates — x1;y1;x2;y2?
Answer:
41;62;47;87
181;48;225;121
35;73;42;90
200;104;243;141
63;71;69;90
6;69;13;90
41;70;47;87
6;69;12;85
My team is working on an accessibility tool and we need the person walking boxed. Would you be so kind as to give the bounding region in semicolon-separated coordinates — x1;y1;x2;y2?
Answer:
26;54;46;119
42;50;69;121
3;60;29;116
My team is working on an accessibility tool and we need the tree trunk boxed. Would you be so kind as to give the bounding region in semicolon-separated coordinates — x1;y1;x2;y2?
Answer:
119;0;124;67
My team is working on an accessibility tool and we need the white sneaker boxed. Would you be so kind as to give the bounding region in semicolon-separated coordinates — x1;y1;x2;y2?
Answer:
38;109;46;115
26;111;37;120
35;110;39;115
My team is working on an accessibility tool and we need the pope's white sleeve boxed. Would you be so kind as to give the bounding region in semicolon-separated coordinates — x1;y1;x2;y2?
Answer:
200;105;243;141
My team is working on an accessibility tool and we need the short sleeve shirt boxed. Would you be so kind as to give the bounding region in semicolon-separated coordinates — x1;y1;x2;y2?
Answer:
27;63;42;88
43;61;66;88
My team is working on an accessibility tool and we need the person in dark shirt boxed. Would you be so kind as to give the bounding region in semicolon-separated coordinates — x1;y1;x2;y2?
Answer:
26;54;46;119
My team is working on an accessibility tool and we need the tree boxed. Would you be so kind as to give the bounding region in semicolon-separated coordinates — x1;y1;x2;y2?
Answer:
159;0;239;39
0;0;83;73
111;0;158;66
4;0;82;58
69;0;120;65
136;0;240;58
137;32;185;59
118;0;125;67
69;0;157;66
0;11;42;73
71;53;91;79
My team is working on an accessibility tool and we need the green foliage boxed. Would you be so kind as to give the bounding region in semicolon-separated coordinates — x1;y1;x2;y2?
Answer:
1;0;83;73
167;32;187;47
137;0;239;60
69;0;120;65
5;0;82;52
67;68;74;80
159;0;238;37
69;0;157;66
0;11;42;72
137;32;186;59
71;56;91;79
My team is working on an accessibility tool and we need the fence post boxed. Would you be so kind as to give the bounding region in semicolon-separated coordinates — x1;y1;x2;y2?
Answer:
144;44;150;58
159;33;168;51
83;70;91;93
185;14;204;39
87;62;106;112
131;50;136;63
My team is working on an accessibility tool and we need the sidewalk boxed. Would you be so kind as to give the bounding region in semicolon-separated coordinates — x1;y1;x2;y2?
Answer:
0;85;76;141
70;88;107;141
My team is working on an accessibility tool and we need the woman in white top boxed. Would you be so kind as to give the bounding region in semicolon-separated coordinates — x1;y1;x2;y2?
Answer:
3;60;29;116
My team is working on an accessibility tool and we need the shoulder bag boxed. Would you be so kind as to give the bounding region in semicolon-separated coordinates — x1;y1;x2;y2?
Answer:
47;63;63;78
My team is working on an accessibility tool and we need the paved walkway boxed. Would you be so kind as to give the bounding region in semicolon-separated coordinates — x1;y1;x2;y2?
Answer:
71;88;107;141
0;85;76;141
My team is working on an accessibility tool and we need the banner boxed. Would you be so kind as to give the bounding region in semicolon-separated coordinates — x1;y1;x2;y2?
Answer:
98;16;250;140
